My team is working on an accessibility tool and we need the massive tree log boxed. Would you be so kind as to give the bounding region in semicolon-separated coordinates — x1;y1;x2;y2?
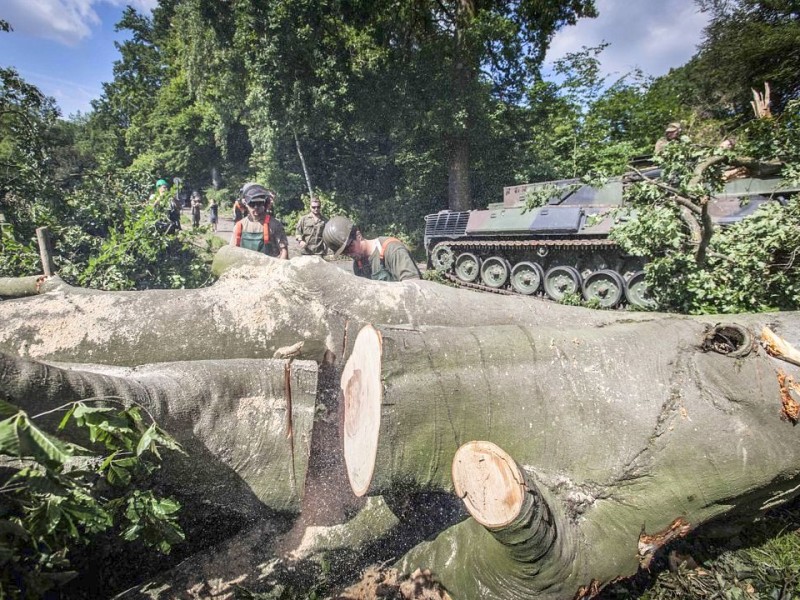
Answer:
342;320;800;598
1;248;800;598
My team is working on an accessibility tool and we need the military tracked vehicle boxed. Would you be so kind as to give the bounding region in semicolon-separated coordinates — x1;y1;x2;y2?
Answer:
424;171;799;309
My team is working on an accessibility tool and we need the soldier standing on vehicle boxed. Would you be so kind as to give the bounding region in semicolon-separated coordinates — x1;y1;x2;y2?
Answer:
322;216;421;282
654;122;684;154
295;197;327;255
230;184;289;259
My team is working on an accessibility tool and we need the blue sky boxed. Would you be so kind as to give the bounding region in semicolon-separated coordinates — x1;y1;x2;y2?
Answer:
1;0;710;119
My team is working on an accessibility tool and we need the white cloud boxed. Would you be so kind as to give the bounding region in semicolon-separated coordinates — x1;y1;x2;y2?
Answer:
547;0;710;80
3;0;158;46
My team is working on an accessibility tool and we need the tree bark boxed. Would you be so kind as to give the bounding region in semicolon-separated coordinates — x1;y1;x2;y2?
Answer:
0;246;649;366
400;441;578;599
447;135;471;211
445;0;475;212
342;320;800;598
0;352;318;515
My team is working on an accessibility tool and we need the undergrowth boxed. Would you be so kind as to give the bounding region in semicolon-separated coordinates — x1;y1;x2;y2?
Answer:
599;496;800;600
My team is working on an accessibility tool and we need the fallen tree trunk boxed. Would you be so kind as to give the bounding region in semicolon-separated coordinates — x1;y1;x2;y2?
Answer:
0;275;54;298
343;320;800;598
0;247;655;366
0;352;318;515
2;252;800;598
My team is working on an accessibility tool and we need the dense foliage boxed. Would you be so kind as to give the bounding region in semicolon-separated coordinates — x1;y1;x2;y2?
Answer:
611;100;800;314
0;398;183;597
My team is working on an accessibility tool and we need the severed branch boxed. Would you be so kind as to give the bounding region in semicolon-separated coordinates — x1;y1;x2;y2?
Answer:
751;82;772;119
762;327;800;367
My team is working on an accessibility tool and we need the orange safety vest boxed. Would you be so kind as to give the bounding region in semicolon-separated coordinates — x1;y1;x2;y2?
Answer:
355;237;402;279
232;215;271;247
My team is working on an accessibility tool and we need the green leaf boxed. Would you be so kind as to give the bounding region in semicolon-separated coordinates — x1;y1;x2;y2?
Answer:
135;424;158;458
99;449;119;472
0;413;23;456
13;470;71;496
16;415;75;469
135;424;184;457
152;497;181;516
57;403;78;430
107;462;132;487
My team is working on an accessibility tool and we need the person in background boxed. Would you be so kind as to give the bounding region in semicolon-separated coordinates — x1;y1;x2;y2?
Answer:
230;184;288;259
190;191;202;228
295;197;328;255
150;179;169;205
322;216;421;281
654;122;684;154
165;190;182;234
208;198;219;232
233;192;247;223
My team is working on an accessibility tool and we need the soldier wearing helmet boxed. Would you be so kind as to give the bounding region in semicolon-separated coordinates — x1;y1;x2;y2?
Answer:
322;216;421;282
230;184;288;259
150;179;169;206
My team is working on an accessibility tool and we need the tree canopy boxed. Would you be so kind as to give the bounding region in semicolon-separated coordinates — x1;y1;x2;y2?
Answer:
1;0;799;311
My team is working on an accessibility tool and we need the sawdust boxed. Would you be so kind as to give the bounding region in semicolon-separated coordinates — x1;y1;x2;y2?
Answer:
333;566;452;600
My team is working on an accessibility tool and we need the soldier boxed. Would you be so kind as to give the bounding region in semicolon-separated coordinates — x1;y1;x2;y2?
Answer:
165;190;183;235
230;184;289;259
295;197;327;255
150;179;169;205
322;216;421;282
208;198;219;232
654;122;684;154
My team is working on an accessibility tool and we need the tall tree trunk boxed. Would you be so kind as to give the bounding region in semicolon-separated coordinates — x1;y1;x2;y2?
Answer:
446;0;476;212
447;136;471;211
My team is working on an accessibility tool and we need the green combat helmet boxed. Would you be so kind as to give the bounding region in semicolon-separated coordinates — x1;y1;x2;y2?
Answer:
322;216;355;256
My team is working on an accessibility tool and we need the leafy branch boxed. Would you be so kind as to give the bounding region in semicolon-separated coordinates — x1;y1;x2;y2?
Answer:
0;396;185;598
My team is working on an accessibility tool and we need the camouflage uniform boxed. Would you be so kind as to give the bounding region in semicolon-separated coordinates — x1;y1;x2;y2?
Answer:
354;237;421;282
295;213;327;255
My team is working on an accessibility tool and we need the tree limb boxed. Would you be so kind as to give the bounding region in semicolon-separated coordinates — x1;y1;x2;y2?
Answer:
628;165;702;215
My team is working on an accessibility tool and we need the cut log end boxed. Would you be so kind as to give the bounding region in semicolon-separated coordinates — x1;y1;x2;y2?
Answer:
452;441;525;528
342;325;383;496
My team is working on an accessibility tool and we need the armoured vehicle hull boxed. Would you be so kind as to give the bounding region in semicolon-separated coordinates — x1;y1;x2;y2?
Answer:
424;172;800;309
